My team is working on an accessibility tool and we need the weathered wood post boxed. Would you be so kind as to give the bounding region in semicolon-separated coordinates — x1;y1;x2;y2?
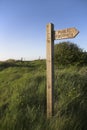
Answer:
46;23;79;118
46;23;54;118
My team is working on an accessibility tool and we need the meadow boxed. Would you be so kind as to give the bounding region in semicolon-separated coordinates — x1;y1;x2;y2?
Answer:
0;59;87;130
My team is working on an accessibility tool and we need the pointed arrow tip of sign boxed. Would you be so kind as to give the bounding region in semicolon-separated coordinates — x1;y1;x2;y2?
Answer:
73;28;79;37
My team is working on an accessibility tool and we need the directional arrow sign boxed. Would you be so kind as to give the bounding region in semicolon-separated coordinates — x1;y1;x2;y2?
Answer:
54;27;79;40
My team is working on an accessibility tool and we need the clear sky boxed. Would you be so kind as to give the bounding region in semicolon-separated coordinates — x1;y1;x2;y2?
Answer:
0;0;87;61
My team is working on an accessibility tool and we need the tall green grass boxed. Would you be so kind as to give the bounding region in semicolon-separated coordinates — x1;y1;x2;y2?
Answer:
49;66;87;130
0;60;87;130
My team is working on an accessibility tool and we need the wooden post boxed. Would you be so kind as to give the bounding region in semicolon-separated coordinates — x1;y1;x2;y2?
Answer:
46;23;79;118
46;23;54;118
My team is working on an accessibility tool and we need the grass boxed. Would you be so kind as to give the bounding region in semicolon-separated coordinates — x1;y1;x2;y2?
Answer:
0;60;87;130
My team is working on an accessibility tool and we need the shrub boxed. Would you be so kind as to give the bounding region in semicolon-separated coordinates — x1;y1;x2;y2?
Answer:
54;42;87;66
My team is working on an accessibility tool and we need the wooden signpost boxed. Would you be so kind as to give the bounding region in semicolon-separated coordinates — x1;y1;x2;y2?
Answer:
46;23;79;118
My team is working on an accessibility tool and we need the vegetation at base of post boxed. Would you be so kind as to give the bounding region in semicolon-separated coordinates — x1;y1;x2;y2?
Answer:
0;42;87;130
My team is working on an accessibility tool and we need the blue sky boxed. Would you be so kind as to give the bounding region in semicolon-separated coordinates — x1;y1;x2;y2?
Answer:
0;0;87;61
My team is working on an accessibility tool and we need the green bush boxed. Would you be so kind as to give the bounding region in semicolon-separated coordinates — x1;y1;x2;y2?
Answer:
54;42;87;66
